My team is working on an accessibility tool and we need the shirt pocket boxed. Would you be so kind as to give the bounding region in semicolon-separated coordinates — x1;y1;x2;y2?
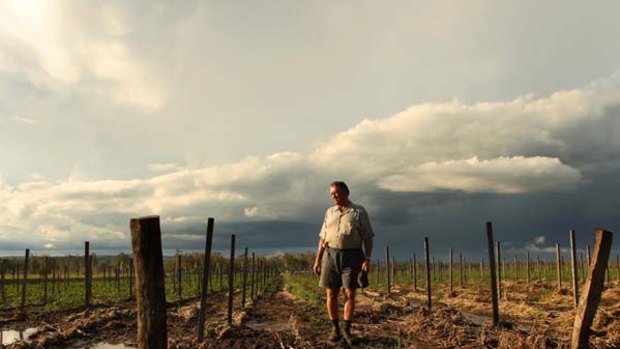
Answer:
325;214;340;234
340;216;361;240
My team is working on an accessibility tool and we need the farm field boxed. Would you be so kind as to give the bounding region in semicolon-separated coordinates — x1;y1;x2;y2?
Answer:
1;255;619;349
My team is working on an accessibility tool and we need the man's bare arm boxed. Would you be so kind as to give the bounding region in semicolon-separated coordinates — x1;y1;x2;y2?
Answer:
313;238;326;275
362;237;373;272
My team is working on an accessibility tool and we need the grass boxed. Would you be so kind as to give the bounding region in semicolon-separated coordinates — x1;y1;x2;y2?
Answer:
0;270;275;312
281;272;323;308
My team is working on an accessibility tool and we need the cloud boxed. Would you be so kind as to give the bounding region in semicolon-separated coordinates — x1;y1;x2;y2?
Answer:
148;163;184;173
2;71;620;253
244;206;260;218
309;72;620;188
0;0;168;111
534;236;546;245
0;114;37;125
378;156;581;194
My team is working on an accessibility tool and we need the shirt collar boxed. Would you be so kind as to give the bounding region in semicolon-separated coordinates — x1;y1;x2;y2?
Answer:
332;202;355;213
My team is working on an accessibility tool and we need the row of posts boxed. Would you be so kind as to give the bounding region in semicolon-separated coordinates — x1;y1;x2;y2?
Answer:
378;224;613;349
1;235;275;325
130;216;277;348
0;242;135;317
377;236;620;306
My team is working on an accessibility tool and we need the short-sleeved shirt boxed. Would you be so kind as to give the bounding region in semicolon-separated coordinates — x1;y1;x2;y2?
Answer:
319;202;375;249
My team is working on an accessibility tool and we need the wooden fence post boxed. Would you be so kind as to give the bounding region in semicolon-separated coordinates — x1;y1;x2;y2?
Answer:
413;252;417;292
43;256;48;304
556;243;562;290
459;253;464;287
19;249;30;319
117;261;121;292
424;237;431;313
130;216;168;349
227;234;236;324
84;242;91;308
197;217;214;342
571;229;613;349
527;251;531;285
89;255;93;299
496;241;502;300
250;252;255;300
449;248;453;294
242;247;248;308
177;254;182;300
385;246;391;294
487;222;499;327
616;253;619;281
513;254;518;281
570;229;579;307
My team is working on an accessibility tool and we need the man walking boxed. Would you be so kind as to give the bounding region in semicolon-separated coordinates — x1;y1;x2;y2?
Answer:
313;181;374;344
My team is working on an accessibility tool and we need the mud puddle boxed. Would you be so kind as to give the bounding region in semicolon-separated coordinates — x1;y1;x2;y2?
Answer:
1;327;39;345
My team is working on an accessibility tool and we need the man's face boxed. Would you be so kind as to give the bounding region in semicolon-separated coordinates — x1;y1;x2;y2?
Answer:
329;186;349;206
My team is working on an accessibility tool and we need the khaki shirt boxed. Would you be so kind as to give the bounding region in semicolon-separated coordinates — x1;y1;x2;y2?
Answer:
319;202;375;249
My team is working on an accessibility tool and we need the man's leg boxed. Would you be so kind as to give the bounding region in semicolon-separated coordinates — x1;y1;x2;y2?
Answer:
326;288;341;342
343;287;356;320
342;288;356;344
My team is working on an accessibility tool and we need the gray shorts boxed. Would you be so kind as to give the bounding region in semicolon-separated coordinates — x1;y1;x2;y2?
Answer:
319;247;364;289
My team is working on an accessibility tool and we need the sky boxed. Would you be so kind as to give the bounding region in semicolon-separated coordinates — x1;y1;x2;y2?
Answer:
1;0;620;260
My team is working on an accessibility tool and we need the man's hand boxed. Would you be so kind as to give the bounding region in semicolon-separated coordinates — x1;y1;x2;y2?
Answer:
362;258;370;272
313;261;321;276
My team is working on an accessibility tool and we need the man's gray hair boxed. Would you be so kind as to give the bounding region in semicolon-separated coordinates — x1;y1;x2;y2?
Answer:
330;181;349;195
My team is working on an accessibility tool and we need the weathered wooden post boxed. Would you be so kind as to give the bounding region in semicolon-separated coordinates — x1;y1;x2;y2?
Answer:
513;254;518;281
556;243;562;290
412;252;417;292
459;253;464;287
385;246;391;294
606;262;611;285
424;237;431;313
569;229;579;307
537;255;541;281
177;254;182;300
19;249;30;318
241;247;248;308
586;244;591;266
197;218;214;342
250;252;255;300
527;251;531;285
130;216;167;349
43;256;48;303
84;242;91;308
486;222;500;327
449;248;453;294
116;261;121;292
227;234;236;324
571;229;613;349
496;241;502;299
616;253;620;281
480;257;484;281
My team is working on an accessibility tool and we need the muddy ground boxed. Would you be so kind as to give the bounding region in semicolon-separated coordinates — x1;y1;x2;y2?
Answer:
1;279;619;348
